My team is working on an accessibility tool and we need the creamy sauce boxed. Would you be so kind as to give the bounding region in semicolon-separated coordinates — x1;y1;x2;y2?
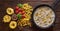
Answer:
33;6;55;28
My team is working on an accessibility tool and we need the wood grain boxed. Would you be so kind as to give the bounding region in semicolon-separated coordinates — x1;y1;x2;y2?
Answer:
0;0;60;31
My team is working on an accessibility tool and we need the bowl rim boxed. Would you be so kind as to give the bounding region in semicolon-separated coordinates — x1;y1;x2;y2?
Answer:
31;4;56;29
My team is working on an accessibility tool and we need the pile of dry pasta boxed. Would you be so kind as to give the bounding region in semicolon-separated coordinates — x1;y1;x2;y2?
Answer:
3;3;33;29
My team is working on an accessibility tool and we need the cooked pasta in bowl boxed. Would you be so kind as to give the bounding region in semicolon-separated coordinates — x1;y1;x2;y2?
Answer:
32;4;55;28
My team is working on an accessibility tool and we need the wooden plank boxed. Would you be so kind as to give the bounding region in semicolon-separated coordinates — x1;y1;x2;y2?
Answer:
0;0;60;31
20;0;54;2
53;23;60;31
22;2;53;8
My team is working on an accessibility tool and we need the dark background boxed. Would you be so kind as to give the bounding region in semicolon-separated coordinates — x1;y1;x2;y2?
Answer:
0;0;60;31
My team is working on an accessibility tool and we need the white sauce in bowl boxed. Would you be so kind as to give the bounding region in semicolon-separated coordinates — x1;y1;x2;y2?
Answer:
33;6;55;28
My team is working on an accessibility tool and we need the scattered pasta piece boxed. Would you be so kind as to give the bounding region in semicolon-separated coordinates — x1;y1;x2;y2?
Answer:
6;8;14;15
9;21;17;29
3;15;11;23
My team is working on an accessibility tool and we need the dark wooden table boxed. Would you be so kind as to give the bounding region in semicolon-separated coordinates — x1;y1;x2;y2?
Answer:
0;0;60;31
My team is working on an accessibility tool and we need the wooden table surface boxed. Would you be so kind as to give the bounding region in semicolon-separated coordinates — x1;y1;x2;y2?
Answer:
0;0;60;31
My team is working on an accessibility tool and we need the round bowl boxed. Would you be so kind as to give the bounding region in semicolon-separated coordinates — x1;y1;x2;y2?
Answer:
31;4;56;29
